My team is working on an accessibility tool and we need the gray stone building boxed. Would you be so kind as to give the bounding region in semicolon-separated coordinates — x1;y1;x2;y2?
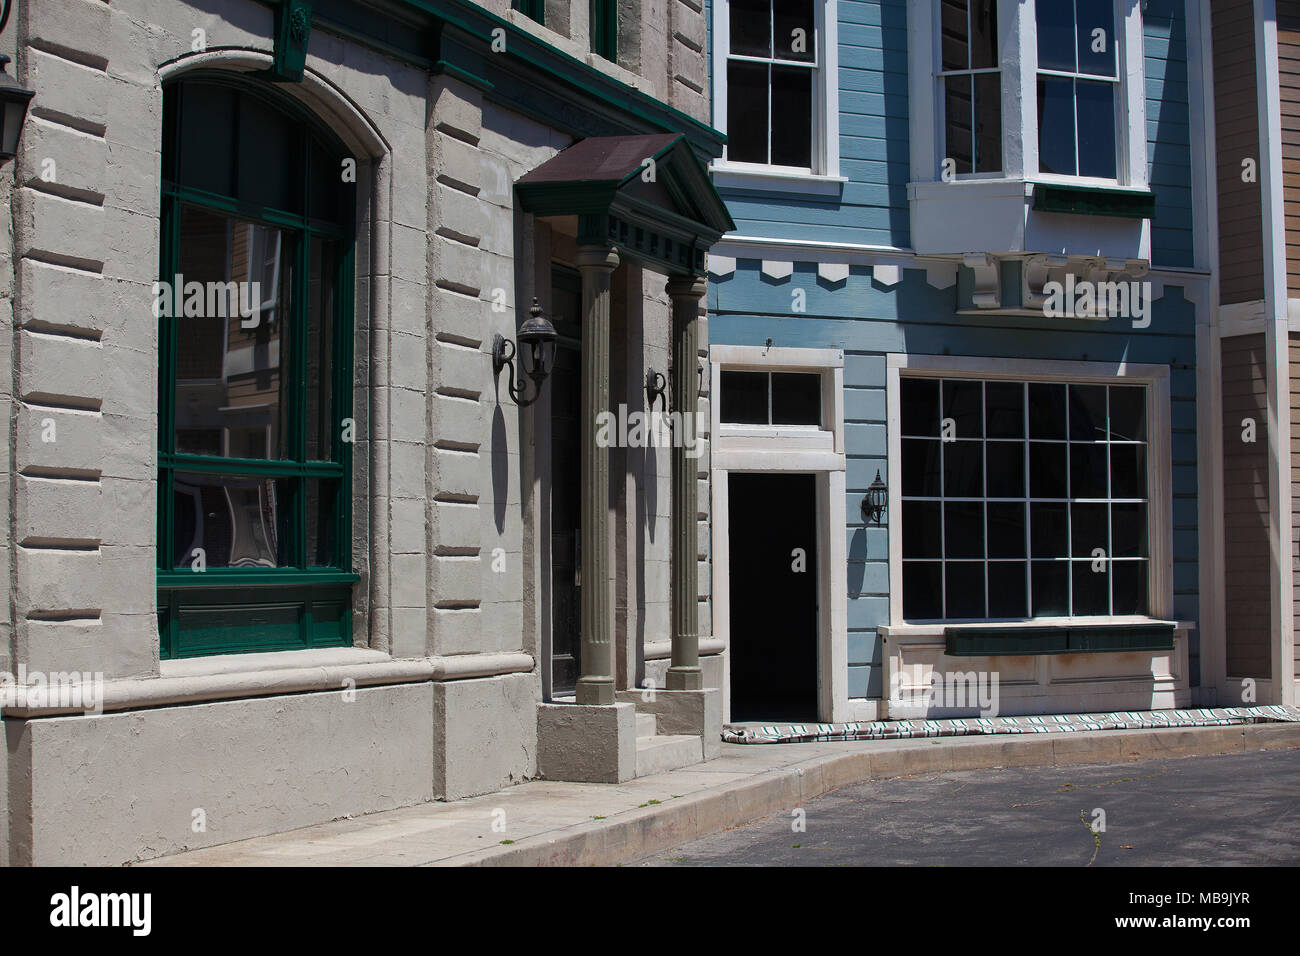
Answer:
0;0;730;865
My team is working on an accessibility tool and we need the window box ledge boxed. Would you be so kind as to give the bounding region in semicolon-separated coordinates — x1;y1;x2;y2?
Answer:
711;164;847;197
1032;182;1156;219
907;178;1150;260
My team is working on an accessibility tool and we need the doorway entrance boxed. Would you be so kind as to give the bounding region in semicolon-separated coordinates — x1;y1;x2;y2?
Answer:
727;472;819;722
549;267;583;695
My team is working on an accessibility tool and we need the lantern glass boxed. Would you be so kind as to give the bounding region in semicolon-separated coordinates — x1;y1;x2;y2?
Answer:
0;59;34;160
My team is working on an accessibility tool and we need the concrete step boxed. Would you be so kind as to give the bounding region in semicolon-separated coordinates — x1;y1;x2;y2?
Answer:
635;734;703;777
635;711;657;739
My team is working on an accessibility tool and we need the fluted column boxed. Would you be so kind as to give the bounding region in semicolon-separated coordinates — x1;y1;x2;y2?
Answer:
666;275;708;690
575;245;619;705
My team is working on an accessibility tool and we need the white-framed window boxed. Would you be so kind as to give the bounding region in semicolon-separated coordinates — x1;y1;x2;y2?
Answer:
886;355;1173;627
939;0;1002;175
1035;0;1120;180
910;0;1145;188
711;0;841;185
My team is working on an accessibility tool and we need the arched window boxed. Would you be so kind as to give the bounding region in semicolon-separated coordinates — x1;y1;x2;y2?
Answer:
156;74;357;659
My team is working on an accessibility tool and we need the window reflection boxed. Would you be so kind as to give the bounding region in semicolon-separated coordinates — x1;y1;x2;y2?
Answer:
172;473;285;569
174;205;291;460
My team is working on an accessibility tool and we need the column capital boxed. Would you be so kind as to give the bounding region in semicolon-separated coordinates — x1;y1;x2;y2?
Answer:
576;244;620;273
665;274;708;302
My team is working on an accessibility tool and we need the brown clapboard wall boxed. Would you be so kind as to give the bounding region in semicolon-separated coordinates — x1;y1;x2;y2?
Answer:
1222;334;1272;679
1214;0;1266;304
1281;4;1300;297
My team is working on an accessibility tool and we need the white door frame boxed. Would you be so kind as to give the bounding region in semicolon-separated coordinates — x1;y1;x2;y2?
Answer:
709;345;857;722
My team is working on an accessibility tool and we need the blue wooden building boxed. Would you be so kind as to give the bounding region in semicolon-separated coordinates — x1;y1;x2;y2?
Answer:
703;0;1214;722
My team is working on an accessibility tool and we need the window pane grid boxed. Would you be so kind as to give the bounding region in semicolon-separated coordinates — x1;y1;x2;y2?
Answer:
937;0;1002;174
900;377;1148;622
725;0;817;168
1035;0;1119;178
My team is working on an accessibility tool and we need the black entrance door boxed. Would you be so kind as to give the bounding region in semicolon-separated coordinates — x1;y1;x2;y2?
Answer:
549;268;582;696
727;473;819;722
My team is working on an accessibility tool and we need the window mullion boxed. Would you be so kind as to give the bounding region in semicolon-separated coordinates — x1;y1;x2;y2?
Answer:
291;230;310;569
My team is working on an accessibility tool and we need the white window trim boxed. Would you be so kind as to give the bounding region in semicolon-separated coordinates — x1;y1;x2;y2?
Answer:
908;0;1148;190
885;353;1174;630
711;0;842;186
709;345;868;721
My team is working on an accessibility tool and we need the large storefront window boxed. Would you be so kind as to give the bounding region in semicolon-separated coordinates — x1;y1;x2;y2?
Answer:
157;75;357;659
900;376;1149;621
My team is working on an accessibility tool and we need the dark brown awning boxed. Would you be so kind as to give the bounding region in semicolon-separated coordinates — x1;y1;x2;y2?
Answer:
516;134;735;277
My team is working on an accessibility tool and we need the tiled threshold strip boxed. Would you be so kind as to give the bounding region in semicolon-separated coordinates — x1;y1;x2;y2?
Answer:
723;706;1300;744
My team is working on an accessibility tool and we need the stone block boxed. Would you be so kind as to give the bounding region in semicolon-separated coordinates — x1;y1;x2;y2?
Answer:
537;702;637;783
433;672;537;800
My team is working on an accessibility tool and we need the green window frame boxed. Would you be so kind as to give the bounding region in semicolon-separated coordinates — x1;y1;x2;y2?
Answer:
591;0;617;61
157;74;358;659
512;0;545;24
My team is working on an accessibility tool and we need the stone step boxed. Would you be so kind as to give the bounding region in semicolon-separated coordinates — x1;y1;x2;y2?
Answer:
635;711;657;739
634;734;703;777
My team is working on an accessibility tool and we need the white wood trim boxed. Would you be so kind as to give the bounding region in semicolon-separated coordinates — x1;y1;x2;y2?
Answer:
710;344;845;368
710;345;851;721
1195;0;1227;699
907;0;937;183
1121;0;1148;189
1257;0;1296;705
710;0;840;177
886;353;1174;627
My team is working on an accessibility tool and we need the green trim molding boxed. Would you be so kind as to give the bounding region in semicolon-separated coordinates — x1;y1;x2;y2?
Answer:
271;0;313;82
301;0;727;159
944;623;1176;657
1032;182;1157;219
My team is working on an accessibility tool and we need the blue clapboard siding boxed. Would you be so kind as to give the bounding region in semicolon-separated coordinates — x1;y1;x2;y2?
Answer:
1145;0;1195;268
708;0;912;248
709;264;1200;699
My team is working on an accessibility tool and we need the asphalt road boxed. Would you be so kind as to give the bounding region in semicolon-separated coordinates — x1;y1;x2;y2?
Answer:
636;748;1300;866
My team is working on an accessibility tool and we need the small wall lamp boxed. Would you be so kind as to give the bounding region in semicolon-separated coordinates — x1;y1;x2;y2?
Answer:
492;298;558;407
861;470;888;525
0;53;33;164
0;2;31;165
645;369;667;413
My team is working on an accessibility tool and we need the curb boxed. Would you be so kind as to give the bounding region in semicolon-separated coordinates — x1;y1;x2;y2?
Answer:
450;722;1300;866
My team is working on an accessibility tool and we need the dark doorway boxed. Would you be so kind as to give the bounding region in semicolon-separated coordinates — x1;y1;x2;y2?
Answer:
549;267;582;696
727;473;819;722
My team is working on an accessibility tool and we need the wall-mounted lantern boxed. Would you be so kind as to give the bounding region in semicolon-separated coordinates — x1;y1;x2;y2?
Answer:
492;298;558;407
0;52;32;165
645;369;667;413
861;470;888;525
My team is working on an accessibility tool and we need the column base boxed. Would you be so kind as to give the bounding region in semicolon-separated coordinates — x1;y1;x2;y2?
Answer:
576;677;615;705
665;666;703;691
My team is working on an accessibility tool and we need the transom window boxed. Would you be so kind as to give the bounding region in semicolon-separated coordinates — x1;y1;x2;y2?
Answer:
720;370;822;425
157;75;357;659
899;377;1149;622
1036;0;1119;179
724;0;818;169
939;0;1002;174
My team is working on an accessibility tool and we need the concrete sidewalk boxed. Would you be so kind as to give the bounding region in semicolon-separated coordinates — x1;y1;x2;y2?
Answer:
142;721;1300;867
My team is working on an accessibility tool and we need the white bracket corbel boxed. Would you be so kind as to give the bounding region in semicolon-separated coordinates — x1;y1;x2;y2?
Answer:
963;253;1001;309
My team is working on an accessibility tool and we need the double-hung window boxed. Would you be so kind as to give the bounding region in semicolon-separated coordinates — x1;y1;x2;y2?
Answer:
723;0;819;170
900;376;1150;622
1036;0;1119;180
939;0;1002;175
157;75;357;659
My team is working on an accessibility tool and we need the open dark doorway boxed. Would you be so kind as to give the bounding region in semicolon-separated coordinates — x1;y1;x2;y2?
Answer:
549;267;582;696
727;473;819;722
